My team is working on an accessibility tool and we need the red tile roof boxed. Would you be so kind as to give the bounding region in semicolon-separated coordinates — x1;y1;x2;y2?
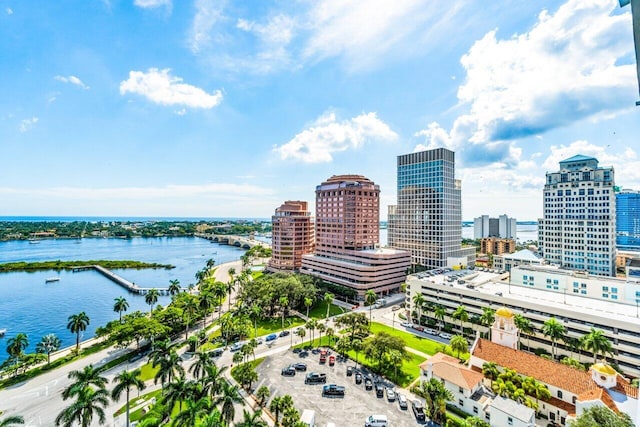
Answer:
577;388;620;414
420;353;485;390
471;339;597;395
614;375;639;399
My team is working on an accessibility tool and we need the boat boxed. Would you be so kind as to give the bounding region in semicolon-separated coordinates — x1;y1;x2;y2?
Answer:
28;239;40;244
0;328;6;337
45;277;61;283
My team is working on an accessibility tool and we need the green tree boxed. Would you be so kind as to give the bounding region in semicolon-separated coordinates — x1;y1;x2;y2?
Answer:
163;376;194;413
256;385;271;407
216;380;243;425
153;350;184;389
279;296;289;329
172;397;211;427
305;319;318;344
365;290;377;322
452;305;469;335
199;290;216;328
111;368;146;427
324;292;334;319
304;297;313;318
296;327;306;344
250;304;262;338
62;365;108;400
144;289;160;314
0;415;25;427
168;279;181;297
482;362;500;387
434;305;447;333
450;334;468;359
479;307;495;331
7;333;29;361
36;333;61;365
412;293;426;324
421;378;453;424
212;281;227;320
542;317;566;359
514;314;534;350
55;387;109;427
581;328;613;364
67;312;90;352
113;296;129;323
570;406;634;427
198;410;224;427
182;294;199;340
269;396;285;425
234;362;259;389
202;363;227;398
237;409;267;427
189;351;214;380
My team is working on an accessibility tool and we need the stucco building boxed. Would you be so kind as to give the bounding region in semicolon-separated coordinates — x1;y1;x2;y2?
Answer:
268;200;314;272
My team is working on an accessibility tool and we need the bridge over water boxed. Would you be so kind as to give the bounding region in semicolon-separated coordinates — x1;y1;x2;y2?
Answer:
72;265;170;295
194;233;271;249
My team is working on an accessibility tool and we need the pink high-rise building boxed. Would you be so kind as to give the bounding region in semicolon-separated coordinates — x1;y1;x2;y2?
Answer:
301;175;411;298
268;201;314;272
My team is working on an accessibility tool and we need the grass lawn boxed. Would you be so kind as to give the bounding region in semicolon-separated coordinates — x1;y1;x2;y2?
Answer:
254;316;305;337
370;322;469;360
344;348;423;388
307;301;345;320
119;389;163;419
138;362;159;382
230;357;265;382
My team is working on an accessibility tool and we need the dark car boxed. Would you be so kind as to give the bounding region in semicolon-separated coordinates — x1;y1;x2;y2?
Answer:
281;366;296;376
355;373;363;384
322;384;345;398
364;377;373;390
208;348;224;357
305;372;327;384
375;383;385;398
411;400;426;422
279;330;290;337
266;333;277;342
293;362;307;371
346;366;354;376
293;347;302;354
299;351;309;358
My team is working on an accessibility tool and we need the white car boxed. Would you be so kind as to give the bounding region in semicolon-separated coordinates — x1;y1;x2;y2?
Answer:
401;321;412;328
425;328;437;335
439;332;453;340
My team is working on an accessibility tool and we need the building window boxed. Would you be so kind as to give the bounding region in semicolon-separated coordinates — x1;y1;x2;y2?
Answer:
508;416;513;425
612;288;617;294
473;407;478;414
603;294;609;298
458;387;463;393
557;390;563;398
459;399;464;407
581;290;587;294
602;286;609;292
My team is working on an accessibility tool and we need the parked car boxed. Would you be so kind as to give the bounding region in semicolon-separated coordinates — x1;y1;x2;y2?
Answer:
401;321;412;328
364;377;373;390
439;332;453;339
411;399;426;422
305;372;327;384
329;355;335;366
425;328;437;335
255;337;263;345
364;414;388;427
281;366;296;376
266;333;277;342
412;324;424;332
279;330;290;337
397;393;408;409
375;383;385;398
386;387;396;402
322;384;345;398
346;366;354;376
355;373;362;384
230;342;243;352
208;348;224;357
293;362;307;371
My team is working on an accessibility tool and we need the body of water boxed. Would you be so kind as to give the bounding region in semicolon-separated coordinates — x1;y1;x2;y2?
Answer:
378;223;538;246
0;237;245;362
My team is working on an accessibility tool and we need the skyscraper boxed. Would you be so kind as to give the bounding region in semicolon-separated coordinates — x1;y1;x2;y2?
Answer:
473;214;517;240
388;148;475;269
300;175;411;298
616;189;640;251
268;200;314;272
538;154;616;276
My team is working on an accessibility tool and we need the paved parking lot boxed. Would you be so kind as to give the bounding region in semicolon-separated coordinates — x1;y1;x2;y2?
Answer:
254;347;426;427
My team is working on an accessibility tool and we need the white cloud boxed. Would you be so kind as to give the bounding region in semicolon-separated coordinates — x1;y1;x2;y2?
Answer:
119;68;223;109
54;75;90;90
189;0;226;53
416;0;636;167
6;7;13;15
134;0;171;9
275;111;398;163
19;117;39;132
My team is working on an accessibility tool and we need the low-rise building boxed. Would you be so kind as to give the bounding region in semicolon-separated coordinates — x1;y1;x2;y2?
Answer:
492;249;544;272
480;237;516;256
488;396;535;427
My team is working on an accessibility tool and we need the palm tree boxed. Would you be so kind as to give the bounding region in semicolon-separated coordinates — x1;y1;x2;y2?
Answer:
582;328;613;364
326;327;335;346
111;369;145;427
62;365;108;400
305;319;318;344
202;363;227;398
153;350;184;389
482;362;500;387
250;304;262;338
212;281;227;319
542;317;566;359
144;289;160;314
168;279;181;297
304;297;313;318
324;292;335;319
450;334;468;359
237;409;267;427
452;305;469;335
199;290;216;328
514;314;534;350
296;327;306;344
7;333;29;361
182;294;199;340
412;293;426;324
227;279;236;312
256;385;271;407
67;312;90;353
198;410;224;427
434;305;447;333
216;380;243;425
36;333;61;365
113;296;129;323
163;376;193;413
317;323;326;346
364;290;377;322
422;378;453;425
479;307;495;338
269;396;285;425
279;296;289;329
189;351;214;380
148;338;170;366
172;397;211;427
0;415;25;426
55;386;109;427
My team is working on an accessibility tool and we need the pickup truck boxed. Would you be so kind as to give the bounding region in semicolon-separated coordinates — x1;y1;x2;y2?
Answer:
305;372;327;384
322;384;345;398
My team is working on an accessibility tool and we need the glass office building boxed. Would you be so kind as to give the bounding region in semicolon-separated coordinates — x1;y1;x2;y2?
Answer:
616;189;640;251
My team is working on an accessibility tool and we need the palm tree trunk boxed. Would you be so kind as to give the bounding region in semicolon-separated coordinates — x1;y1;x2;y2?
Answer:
125;388;130;427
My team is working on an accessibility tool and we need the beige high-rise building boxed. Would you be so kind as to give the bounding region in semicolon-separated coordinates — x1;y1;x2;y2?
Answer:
300;175;411;298
268;201;314;272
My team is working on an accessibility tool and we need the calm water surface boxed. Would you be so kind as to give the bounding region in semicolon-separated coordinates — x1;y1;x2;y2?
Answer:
0;237;244;361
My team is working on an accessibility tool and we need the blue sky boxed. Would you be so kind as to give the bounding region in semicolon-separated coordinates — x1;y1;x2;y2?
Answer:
1;0;638;221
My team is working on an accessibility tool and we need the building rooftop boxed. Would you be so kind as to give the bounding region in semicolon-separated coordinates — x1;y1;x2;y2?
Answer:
501;249;542;262
472;339;597;396
419;353;484;391
490;396;535;422
560;154;597;163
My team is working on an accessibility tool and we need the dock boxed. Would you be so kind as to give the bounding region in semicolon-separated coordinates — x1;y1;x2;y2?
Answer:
73;265;169;295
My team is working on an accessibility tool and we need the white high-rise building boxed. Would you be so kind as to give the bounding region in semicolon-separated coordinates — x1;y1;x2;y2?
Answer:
473;214;517;239
538;154;616;276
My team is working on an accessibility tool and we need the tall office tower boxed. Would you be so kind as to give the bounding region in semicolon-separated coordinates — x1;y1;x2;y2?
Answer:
473;214;517;239
616;189;640;251
388;148;475;269
268;201;314;272
538;155;616;276
301;175;411;298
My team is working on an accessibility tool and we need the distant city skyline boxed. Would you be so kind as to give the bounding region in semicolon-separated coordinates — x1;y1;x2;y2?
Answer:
1;1;639;221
